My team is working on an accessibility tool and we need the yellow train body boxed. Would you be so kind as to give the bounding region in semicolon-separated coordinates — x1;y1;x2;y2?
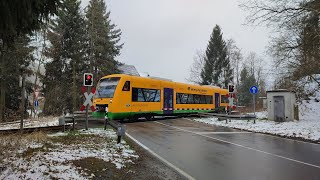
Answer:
93;74;228;120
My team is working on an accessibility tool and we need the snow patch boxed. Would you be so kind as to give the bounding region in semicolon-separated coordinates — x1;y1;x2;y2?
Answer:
0;116;59;130
194;109;320;142
0;128;139;179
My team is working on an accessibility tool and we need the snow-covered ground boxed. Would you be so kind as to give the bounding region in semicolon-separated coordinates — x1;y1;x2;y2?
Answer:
193;96;320;143
0;116;59;130
0;128;139;179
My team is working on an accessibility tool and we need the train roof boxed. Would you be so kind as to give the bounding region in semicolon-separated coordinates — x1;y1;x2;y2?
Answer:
100;74;227;91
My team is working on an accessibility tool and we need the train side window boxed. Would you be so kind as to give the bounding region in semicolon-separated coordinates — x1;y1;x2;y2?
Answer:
206;96;213;104
200;95;206;104
132;87;160;102
137;89;145;101
122;81;130;91
181;94;188;104
154;90;160;102
132;88;138;101
187;94;194;104
176;93;181;104
194;95;201;104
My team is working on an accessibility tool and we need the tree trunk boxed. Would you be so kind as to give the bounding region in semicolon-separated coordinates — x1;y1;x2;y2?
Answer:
0;84;5;122
0;49;5;122
20;74;26;130
72;61;76;113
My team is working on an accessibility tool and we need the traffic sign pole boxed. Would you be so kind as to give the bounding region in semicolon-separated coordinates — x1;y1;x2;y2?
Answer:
253;94;255;115
249;86;258;124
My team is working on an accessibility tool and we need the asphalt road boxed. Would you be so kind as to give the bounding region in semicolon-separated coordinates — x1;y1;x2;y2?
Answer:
125;117;320;180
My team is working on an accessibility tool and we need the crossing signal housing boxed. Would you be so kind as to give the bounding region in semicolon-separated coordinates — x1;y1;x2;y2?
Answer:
228;84;235;93
84;73;93;86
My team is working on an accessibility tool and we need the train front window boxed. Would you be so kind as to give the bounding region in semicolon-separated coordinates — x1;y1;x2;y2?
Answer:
95;77;121;98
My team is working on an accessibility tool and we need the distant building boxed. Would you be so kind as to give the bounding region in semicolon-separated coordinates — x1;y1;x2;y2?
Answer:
118;64;140;76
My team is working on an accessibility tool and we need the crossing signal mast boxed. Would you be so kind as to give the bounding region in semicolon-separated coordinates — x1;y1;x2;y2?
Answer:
227;84;236;112
228;84;235;93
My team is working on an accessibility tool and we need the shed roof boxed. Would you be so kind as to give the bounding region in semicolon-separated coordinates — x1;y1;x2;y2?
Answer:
266;89;295;93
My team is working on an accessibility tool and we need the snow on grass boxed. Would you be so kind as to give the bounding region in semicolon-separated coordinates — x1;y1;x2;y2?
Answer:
0;128;139;179
194;102;320;142
0;116;59;130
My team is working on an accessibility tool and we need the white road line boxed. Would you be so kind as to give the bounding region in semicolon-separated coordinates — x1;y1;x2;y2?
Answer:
197;132;252;135
126;133;196;180
155;121;320;169
183;117;320;145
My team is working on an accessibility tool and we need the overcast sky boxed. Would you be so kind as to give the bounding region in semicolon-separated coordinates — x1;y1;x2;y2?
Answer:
82;0;271;83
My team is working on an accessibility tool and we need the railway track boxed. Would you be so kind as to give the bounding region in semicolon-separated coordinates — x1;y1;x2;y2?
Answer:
0;125;71;134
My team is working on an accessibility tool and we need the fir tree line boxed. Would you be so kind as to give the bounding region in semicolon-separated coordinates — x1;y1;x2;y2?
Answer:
0;0;59;121
43;0;123;115
188;25;266;107
0;0;123;120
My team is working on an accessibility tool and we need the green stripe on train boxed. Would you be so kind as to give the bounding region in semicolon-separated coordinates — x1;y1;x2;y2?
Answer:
105;108;224;120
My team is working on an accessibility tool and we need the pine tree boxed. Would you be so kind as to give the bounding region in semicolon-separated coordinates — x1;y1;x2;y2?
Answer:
0;0;59;121
1;35;35;120
86;0;123;83
200;25;233;87
43;0;86;114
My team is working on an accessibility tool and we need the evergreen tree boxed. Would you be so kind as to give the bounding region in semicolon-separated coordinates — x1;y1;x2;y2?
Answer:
200;25;233;87
86;0;123;83
238;66;256;106
2;36;34;116
0;0;59;121
43;0;86;114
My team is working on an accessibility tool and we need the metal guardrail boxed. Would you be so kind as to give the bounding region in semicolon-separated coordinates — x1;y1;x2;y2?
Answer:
198;112;257;123
59;111;126;144
0;125;70;134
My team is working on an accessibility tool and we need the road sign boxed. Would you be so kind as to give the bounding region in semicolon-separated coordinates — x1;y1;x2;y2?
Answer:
250;86;259;94
34;100;39;107
80;86;96;112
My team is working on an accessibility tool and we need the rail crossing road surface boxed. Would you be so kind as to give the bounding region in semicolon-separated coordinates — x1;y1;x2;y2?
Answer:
125;117;320;180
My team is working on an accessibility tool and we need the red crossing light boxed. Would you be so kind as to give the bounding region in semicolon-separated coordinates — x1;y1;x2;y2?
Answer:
84;73;93;86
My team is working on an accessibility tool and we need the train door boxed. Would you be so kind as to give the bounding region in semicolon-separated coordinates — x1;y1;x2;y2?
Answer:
163;88;174;114
215;93;220;109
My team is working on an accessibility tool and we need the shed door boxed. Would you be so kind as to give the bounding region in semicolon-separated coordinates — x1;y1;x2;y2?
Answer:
274;96;285;122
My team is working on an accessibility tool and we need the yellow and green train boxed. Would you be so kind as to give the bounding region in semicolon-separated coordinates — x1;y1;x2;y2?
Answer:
93;74;229;120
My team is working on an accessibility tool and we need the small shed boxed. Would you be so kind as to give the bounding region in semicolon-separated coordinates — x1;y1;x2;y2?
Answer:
266;89;298;122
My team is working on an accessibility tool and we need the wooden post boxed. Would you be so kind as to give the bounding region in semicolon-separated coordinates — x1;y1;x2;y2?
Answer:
72;114;75;131
20;75;26;131
104;118;107;130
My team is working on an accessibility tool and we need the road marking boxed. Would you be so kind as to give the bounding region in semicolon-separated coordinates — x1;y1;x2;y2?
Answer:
197;131;252;135
155;121;320;169
126;133;196;180
183;117;320;145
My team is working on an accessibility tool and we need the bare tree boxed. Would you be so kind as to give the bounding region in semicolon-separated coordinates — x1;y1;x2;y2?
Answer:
186;50;205;84
226;39;243;87
244;52;266;94
240;0;320;90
